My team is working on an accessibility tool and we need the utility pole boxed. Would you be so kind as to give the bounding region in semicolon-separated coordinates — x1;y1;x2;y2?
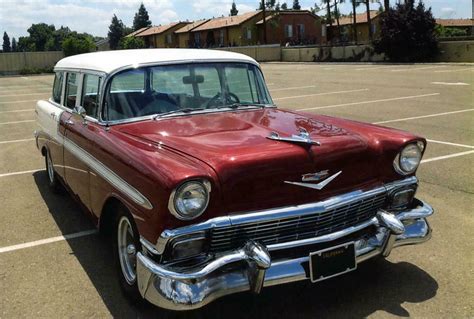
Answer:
262;0;267;44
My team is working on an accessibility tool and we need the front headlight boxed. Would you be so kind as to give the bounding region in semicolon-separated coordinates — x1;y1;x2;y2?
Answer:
169;180;210;220
394;142;424;175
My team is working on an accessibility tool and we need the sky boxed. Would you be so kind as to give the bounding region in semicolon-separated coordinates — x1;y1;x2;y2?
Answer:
1;0;472;40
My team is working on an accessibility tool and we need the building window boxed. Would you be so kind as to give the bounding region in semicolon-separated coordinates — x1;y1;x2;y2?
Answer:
166;34;173;44
194;32;201;46
219;29;225;45
244;27;252;40
371;23;377;34
322;24;327;37
284;24;293;38
297;24;305;38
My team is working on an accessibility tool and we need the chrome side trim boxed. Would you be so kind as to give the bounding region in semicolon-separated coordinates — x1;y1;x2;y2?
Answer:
155;177;418;254
63;137;153;210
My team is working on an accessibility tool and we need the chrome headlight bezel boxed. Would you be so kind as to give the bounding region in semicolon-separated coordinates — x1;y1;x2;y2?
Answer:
168;180;211;221
393;141;425;175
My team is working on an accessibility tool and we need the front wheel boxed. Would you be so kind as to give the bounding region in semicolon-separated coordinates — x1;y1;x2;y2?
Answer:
113;206;143;303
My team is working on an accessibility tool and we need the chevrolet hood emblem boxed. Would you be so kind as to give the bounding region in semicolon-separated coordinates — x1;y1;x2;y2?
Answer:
285;171;342;190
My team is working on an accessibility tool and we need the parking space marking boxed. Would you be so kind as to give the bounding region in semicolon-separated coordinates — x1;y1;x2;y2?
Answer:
434;67;474;73
355;66;394;71
0;85;51;89
0;120;35;125
0;169;43;178
431;82;469;86
0;229;98;254
372;108;474;124
0;99;38;105
297;93;440;111
0;92;49;98
421;150;474;164
0;109;35;114
274;88;369;101
270;85;316;92
0;138;35;145
391;66;447;72
426;139;474;149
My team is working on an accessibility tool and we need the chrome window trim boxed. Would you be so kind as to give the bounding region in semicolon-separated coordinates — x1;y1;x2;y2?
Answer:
155;177;419;254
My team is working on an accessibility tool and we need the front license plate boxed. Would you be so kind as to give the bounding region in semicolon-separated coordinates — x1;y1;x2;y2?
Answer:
309;242;356;283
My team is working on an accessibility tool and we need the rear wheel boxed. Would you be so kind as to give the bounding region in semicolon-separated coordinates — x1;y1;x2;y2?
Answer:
45;149;61;193
113;206;143;303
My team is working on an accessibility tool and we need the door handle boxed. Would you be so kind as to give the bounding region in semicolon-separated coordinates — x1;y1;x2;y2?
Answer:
65;120;74;126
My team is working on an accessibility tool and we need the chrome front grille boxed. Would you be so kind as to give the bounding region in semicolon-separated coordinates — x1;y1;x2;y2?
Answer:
209;192;387;253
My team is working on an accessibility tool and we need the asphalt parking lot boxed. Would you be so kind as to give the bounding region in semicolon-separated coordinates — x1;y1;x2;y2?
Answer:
0;63;473;318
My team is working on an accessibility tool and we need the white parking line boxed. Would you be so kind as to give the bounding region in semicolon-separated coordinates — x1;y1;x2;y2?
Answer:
0;87;50;92
0;229;98;254
391;66;447;72
427;139;474;149
434;68;474;73
271;85;316;92
0;92;49;98
0;99;38;105
297;93;440;111
372;108;474;124
421;150;474;164
0;169;43;178
0;109;35;114
431;82;469;86
275;88;369;101
0;138;35;145
0;85;50;89
355;66;394;71
0;120;35;125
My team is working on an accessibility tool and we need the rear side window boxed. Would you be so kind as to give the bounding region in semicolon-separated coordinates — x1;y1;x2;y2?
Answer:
52;72;63;104
81;74;101;118
65;73;79;109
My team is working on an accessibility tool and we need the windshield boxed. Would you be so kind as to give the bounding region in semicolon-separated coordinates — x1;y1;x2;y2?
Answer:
104;62;273;121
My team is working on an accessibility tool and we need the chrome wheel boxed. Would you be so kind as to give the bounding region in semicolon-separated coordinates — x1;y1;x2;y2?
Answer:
117;216;137;285
46;152;54;183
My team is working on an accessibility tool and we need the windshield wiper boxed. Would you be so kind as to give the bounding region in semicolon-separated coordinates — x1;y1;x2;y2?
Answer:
154;108;205;119
221;103;267;109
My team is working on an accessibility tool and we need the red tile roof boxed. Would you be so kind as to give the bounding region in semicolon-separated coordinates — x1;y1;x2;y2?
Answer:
337;11;380;26
136;22;190;37
436;19;473;27
175;19;210;34
192;11;262;32
256;10;320;25
126;27;151;37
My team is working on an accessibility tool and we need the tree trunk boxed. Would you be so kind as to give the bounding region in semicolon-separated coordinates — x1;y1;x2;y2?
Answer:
334;0;341;42
262;0;267;44
326;0;332;42
352;0;358;44
384;0;390;11
365;0;372;42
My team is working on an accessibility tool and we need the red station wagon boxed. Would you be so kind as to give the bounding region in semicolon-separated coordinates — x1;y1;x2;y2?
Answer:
35;49;433;310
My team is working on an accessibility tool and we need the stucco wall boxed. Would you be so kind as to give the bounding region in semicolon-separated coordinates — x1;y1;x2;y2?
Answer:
0;51;64;74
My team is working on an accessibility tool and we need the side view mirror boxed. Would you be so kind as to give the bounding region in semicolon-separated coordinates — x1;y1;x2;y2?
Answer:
73;106;87;119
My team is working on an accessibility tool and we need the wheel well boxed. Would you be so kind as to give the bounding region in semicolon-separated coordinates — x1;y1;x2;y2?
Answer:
99;197;123;237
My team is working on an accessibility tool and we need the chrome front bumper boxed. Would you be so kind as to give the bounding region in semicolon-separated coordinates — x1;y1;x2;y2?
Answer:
136;199;433;311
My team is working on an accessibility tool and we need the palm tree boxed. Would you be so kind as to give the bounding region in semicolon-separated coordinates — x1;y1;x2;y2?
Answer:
334;0;341;40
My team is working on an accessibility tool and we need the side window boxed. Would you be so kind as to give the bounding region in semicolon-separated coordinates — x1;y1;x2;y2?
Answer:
65;73;79;109
81;74;101;118
52;72;64;104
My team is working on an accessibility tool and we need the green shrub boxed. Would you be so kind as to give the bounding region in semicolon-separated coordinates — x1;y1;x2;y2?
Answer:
374;1;438;62
62;34;95;57
119;36;146;49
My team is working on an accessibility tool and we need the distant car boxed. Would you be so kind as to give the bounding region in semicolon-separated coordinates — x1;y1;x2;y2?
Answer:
35;49;433;310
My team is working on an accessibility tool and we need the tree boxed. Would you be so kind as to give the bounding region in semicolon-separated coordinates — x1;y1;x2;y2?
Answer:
275;2;281;11
230;1;239;16
292;0;301;10
133;3;152;31
17;37;34;51
3;32;11;52
374;1;438;62
333;0;341;40
62;33;95;57
119;36;146;49
383;0;389;11
108;14;125;50
27;23;56;51
364;0;372;41
11;37;17;52
281;2;288;9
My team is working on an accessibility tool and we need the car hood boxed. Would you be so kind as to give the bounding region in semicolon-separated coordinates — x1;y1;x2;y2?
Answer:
117;108;414;214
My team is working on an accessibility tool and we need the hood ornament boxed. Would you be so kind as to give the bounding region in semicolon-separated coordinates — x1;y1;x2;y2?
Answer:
267;127;320;146
285;171;342;190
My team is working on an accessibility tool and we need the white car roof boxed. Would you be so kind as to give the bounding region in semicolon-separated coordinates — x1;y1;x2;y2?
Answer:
54;49;259;74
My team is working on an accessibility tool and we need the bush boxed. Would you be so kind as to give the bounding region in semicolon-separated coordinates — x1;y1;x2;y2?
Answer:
119;36;145;49
19;66;54;75
62;34;95;57
374;1;438;62
435;25;468;38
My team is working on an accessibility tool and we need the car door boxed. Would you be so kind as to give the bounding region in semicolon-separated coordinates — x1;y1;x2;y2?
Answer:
61;72;102;211
36;71;67;179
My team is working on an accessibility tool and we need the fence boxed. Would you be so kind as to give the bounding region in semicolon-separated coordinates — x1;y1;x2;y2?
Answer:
0;51;64;75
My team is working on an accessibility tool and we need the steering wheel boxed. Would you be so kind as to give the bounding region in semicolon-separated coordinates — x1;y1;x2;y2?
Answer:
205;92;240;108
